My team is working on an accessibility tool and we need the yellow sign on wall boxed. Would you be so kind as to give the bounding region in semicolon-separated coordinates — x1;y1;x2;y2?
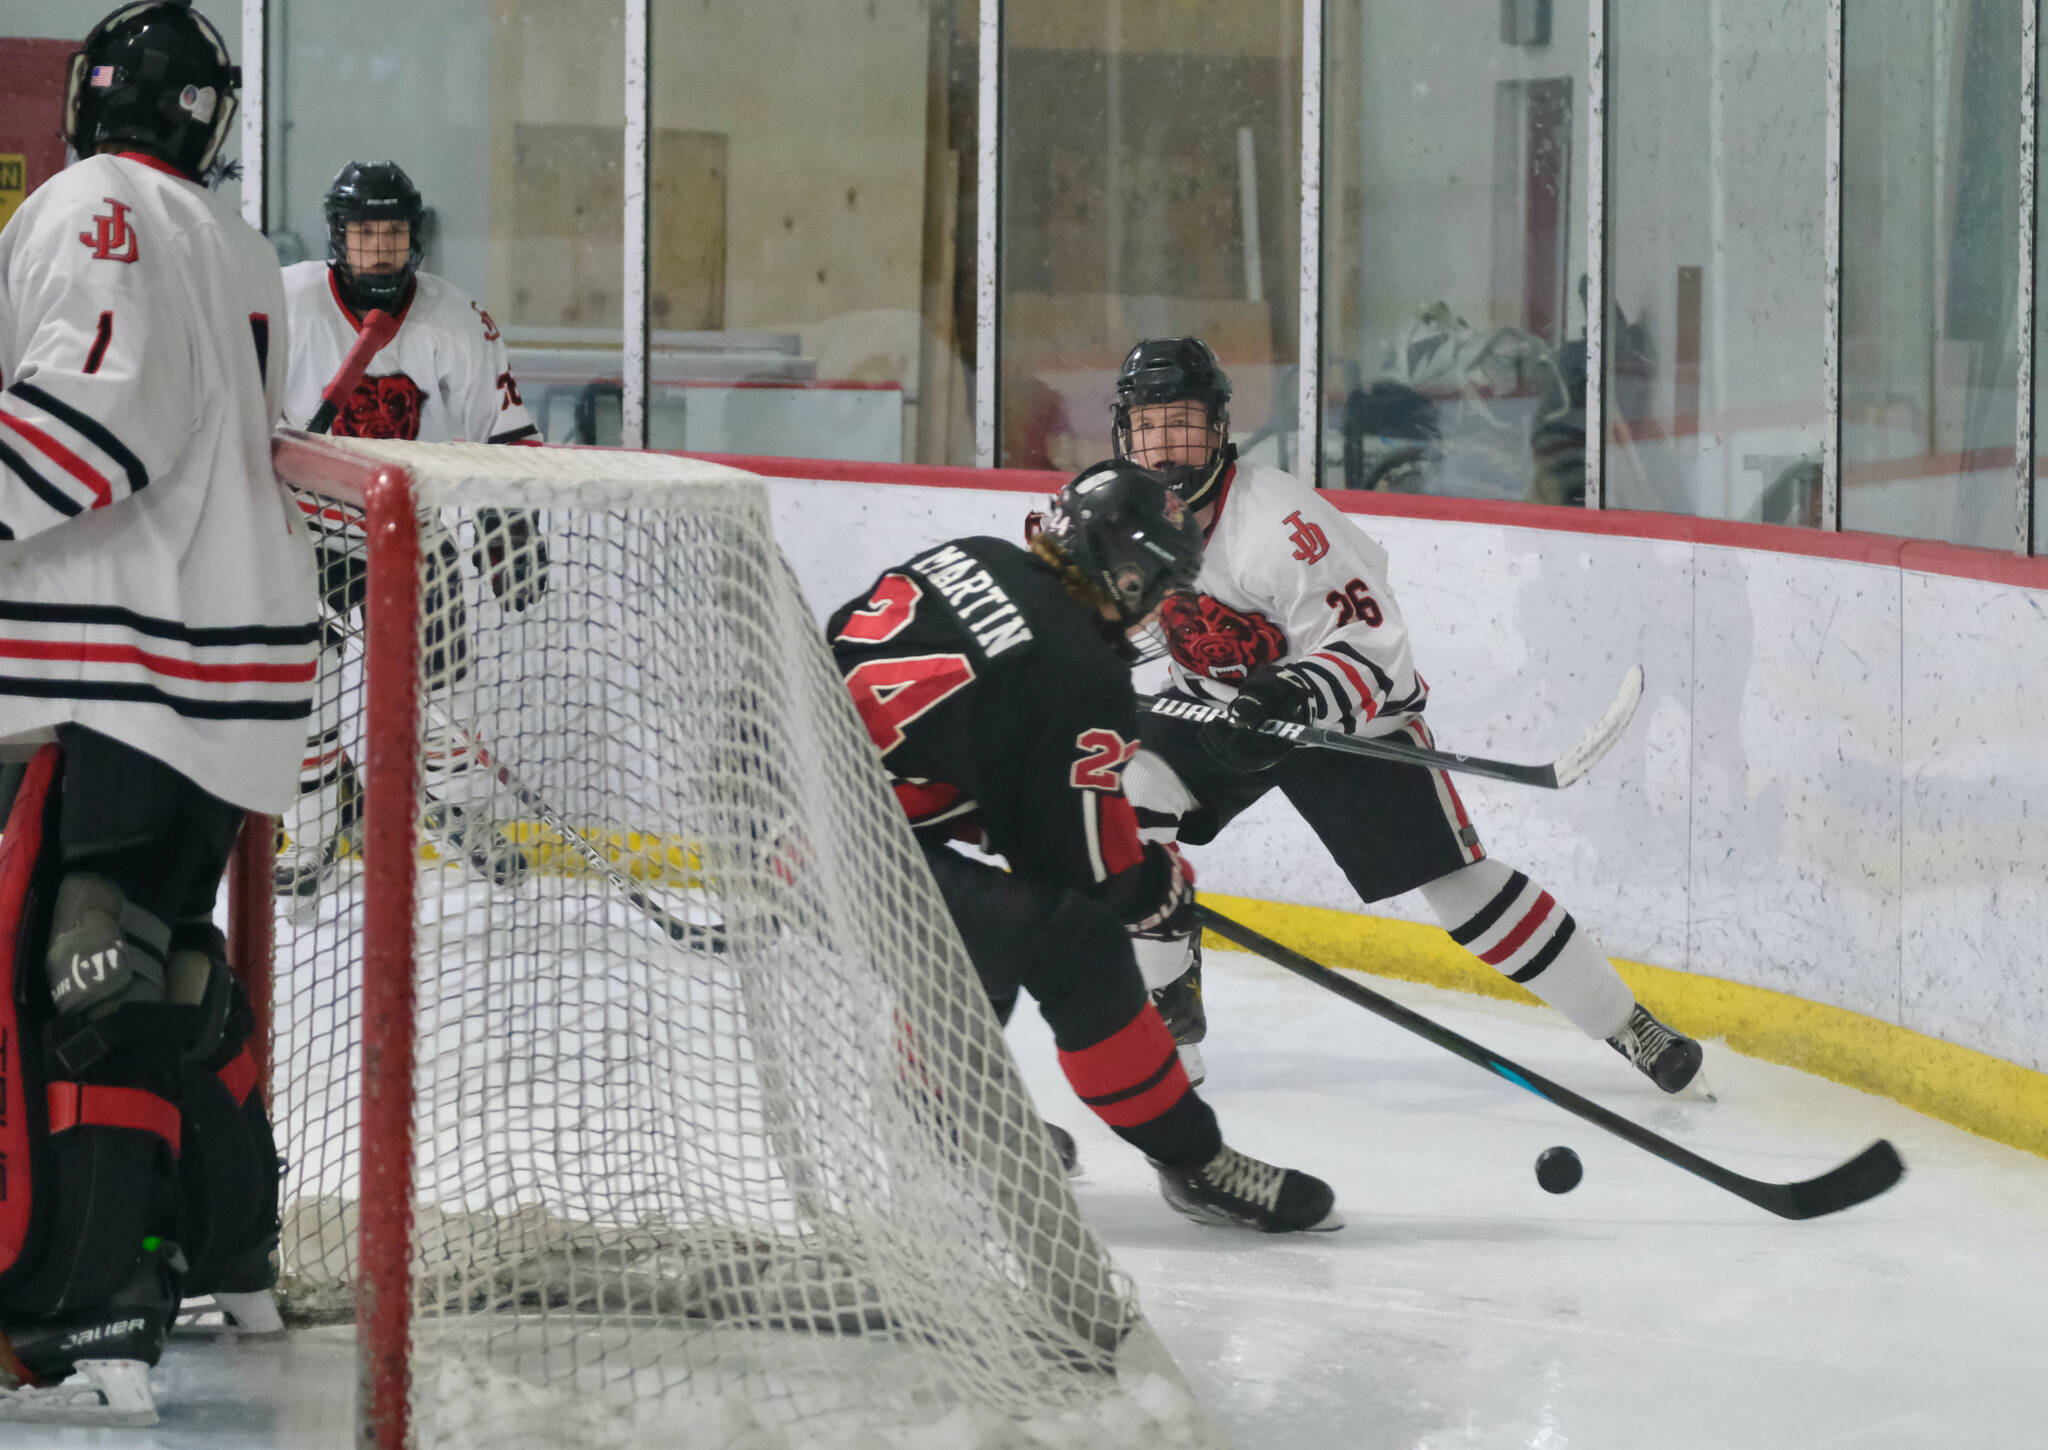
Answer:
0;155;25;232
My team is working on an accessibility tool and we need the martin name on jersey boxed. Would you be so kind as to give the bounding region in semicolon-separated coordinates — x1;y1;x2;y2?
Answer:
829;536;1159;899
1159;459;1428;737
0;153;319;813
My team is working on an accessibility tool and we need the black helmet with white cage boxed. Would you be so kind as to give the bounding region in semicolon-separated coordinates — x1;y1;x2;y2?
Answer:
64;1;241;183
1111;336;1237;511
1039;459;1205;628
325;160;427;313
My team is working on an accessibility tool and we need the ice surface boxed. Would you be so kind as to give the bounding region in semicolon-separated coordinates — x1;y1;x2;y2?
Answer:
27;950;2048;1448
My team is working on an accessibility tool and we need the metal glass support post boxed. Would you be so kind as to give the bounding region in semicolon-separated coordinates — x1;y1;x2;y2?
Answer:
1297;0;1324;485
1822;0;1843;531
1585;0;1607;509
2016;0;2039;554
975;0;1001;469
623;0;652;451
240;0;265;233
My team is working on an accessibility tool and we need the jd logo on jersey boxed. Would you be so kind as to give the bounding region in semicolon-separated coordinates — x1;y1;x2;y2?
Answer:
1283;510;1329;564
79;197;139;264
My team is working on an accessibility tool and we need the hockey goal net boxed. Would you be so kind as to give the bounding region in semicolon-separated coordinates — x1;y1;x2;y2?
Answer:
233;434;1211;1450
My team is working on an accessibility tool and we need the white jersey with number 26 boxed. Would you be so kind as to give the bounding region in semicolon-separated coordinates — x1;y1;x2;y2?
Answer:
1159;459;1427;738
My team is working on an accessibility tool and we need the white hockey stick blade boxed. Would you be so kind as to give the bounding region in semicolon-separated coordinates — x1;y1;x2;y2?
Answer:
1549;664;1644;789
176;1289;285;1336
0;1358;158;1427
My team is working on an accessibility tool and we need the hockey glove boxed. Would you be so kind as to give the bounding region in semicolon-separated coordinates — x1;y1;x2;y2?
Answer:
1198;663;1315;774
1128;843;1197;941
474;508;550;611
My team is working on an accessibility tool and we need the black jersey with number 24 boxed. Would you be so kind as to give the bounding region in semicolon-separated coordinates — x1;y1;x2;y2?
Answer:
827;535;1151;899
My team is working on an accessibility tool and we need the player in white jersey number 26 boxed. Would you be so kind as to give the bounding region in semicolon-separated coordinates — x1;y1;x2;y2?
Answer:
274;160;550;899
1109;337;1705;1099
0;2;315;1427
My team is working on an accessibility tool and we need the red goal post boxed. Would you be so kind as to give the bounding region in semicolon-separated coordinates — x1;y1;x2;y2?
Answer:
233;432;1213;1450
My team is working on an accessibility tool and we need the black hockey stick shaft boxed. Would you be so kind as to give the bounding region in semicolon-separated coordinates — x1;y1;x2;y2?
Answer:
1138;664;1642;790
1194;905;1903;1220
306;308;400;434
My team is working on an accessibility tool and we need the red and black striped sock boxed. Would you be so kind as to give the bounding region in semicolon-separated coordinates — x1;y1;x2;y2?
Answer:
1056;1002;1219;1168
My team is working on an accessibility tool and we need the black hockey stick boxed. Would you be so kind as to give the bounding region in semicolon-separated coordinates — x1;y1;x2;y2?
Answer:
1139;664;1643;790
1195;905;1904;1221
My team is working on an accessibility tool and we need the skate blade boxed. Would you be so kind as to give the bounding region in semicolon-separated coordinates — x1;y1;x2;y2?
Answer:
1176;1042;1206;1088
0;1358;158;1427
177;1289;284;1335
1680;1063;1719;1104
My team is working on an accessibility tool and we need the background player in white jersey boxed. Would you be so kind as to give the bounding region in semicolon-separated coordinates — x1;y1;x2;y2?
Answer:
0;2;316;1423
1109;338;1704;1096
274;160;548;896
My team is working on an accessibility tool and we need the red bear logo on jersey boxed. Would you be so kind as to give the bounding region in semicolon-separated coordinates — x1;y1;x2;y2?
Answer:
1158;593;1287;682
337;373;426;440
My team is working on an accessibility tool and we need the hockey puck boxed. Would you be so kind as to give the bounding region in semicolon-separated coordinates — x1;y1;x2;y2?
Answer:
1535;1146;1582;1194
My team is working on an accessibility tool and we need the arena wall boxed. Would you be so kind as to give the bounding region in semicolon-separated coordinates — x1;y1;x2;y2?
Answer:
730;455;2048;1149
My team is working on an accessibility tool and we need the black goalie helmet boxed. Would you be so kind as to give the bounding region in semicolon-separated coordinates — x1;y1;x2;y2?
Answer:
1041;459;1205;628
1111;336;1236;510
325;161;426;313
64;2;241;183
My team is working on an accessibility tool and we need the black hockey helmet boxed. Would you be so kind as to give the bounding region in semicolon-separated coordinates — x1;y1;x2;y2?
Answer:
1039;459;1205;628
1111;336;1236;510
64;2;240;183
325;161;426;312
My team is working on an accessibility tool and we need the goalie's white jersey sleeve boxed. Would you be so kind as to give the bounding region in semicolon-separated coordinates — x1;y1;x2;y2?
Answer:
0;152;319;814
1160;460;1427;736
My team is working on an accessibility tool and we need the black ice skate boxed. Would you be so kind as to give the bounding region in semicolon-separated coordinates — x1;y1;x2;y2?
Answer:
1607;1003;1705;1094
177;1236;284;1336
1044;1121;1081;1177
1151;944;1207;1086
1152;1145;1342;1233
273;756;363;898
0;1241;183;1428
422;798;531;888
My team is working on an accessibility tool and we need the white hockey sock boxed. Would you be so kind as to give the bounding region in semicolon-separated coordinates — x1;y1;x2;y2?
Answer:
1122;748;1202;991
1418;857;1633;1040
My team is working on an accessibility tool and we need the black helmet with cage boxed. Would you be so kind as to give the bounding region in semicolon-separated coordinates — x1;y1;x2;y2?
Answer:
1110;336;1237;510
325;161;426;313
63;1;241;184
1038;459;1205;630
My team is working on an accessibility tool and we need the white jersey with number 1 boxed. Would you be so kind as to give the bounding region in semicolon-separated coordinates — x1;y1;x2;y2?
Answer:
0;152;319;814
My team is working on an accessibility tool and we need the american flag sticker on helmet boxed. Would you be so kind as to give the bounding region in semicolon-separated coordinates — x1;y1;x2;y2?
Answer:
89;65;117;87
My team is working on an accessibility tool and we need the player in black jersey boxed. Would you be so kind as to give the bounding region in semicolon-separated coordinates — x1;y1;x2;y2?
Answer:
829;460;1340;1234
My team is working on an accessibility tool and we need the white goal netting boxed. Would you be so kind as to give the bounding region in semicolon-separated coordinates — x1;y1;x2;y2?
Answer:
259;436;1212;1450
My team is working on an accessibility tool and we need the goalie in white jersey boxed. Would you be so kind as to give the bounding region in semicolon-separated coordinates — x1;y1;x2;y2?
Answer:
1108;338;1705;1097
0;2;316;1425
274;159;547;896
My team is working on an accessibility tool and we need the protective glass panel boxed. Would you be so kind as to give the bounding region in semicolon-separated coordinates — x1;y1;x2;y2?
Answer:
1322;0;1590;502
270;0;623;440
1842;0;2022;548
1000;0;1303;473
1604;0;1828;525
628;0;977;465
